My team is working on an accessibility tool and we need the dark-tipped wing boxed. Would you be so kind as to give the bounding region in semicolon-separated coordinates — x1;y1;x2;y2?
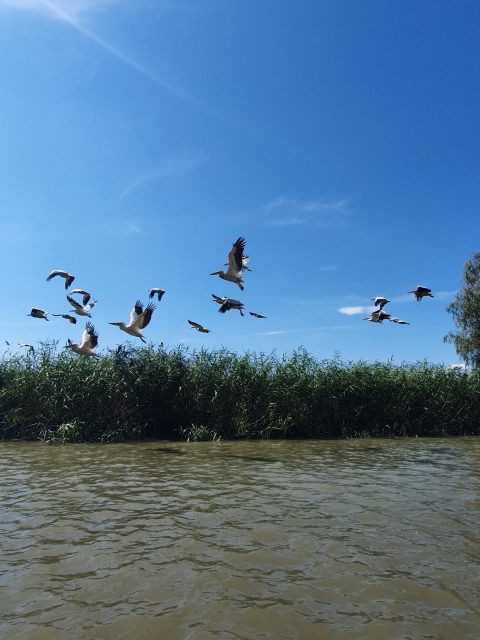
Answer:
149;288;165;301
249;312;267;318
46;270;63;281
227;237;246;274
82;322;98;349
212;294;225;304
134;300;143;316
138;302;155;329
188;320;208;332
67;295;83;311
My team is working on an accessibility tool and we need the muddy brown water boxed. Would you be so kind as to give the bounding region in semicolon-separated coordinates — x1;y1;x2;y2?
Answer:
1;438;479;639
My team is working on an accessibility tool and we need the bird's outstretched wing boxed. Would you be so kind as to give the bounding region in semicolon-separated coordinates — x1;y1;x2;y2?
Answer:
81;322;98;349
139;303;155;329
249;312;267;318
227;237;246;275
67;295;83;311
46;270;64;281
149;289;165;301
129;300;143;326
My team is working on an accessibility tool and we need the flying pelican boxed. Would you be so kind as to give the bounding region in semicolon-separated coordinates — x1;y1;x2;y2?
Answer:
46;270;75;289
149;288;166;301
69;289;92;306
109;300;155;342
28;308;49;321
18;343;35;353
67;295;97;317
391;318;410;325
409;286;434;301
188;320;210;333
249;312;267;319
52;313;77;324
210;237;246;291
65;322;99;357
212;294;245;316
364;309;391;323
371;297;390;310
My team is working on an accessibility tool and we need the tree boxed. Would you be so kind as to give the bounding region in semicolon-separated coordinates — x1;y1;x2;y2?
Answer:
444;251;480;367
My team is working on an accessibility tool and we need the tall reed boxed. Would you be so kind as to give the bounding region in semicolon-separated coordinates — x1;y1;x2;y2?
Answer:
0;344;478;442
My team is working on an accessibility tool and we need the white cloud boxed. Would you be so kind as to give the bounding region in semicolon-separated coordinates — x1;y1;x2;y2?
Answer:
119;149;205;200
262;197;349;228
338;306;374;316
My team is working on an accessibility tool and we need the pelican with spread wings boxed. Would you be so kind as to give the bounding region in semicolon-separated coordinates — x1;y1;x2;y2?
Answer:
67;295;97;317
188;320;210;333
212;294;245;316
66;322;99;357
46;269;75;289
210;237;246;291
109;300;155;342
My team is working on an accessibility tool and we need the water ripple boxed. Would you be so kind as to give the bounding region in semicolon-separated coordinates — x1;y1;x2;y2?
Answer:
0;438;479;639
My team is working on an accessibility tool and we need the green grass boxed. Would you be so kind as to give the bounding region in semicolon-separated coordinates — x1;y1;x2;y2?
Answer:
1;343;479;442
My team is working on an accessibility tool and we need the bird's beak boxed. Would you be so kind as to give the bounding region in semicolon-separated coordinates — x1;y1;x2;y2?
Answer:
109;322;120;326
209;271;220;276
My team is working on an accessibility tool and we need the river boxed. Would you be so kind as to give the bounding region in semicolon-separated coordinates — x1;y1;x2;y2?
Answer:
1;438;479;639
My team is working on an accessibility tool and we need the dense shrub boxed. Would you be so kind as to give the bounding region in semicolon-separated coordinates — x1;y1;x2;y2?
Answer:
0;344;478;442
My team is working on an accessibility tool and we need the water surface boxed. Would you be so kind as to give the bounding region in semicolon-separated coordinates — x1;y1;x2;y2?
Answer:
1;438;479;639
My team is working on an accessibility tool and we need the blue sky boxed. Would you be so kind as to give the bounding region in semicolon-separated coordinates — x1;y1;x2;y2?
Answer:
0;0;478;363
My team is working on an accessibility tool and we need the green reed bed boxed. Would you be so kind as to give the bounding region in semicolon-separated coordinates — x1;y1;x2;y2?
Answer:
0;344;479;442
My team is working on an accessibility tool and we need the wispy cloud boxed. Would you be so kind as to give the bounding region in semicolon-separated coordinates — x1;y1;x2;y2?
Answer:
261;197;349;228
317;265;339;272
121;219;143;235
119;149;205;200
255;325;358;337
0;0;209;111
338;306;374;316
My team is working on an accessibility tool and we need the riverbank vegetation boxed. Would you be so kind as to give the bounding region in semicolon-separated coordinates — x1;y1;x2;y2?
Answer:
0;344;478;443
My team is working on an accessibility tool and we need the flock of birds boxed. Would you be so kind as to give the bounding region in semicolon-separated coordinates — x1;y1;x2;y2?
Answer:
364;286;434;324
20;237;435;357
22;237;268;357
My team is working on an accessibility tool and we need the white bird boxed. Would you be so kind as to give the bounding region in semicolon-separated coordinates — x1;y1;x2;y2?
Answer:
67;295;97;317
364;309;391;323
149;288;166;301
52;313;77;324
65;322;99;357
109;300;155;342
46;270;75;289
212;294;245;316
69;289;92;306
18;343;35;353
188;320;210;333
371;296;390;310
210;237;246;291
28;308;49;321
391;318;410;325
409;286;434;301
